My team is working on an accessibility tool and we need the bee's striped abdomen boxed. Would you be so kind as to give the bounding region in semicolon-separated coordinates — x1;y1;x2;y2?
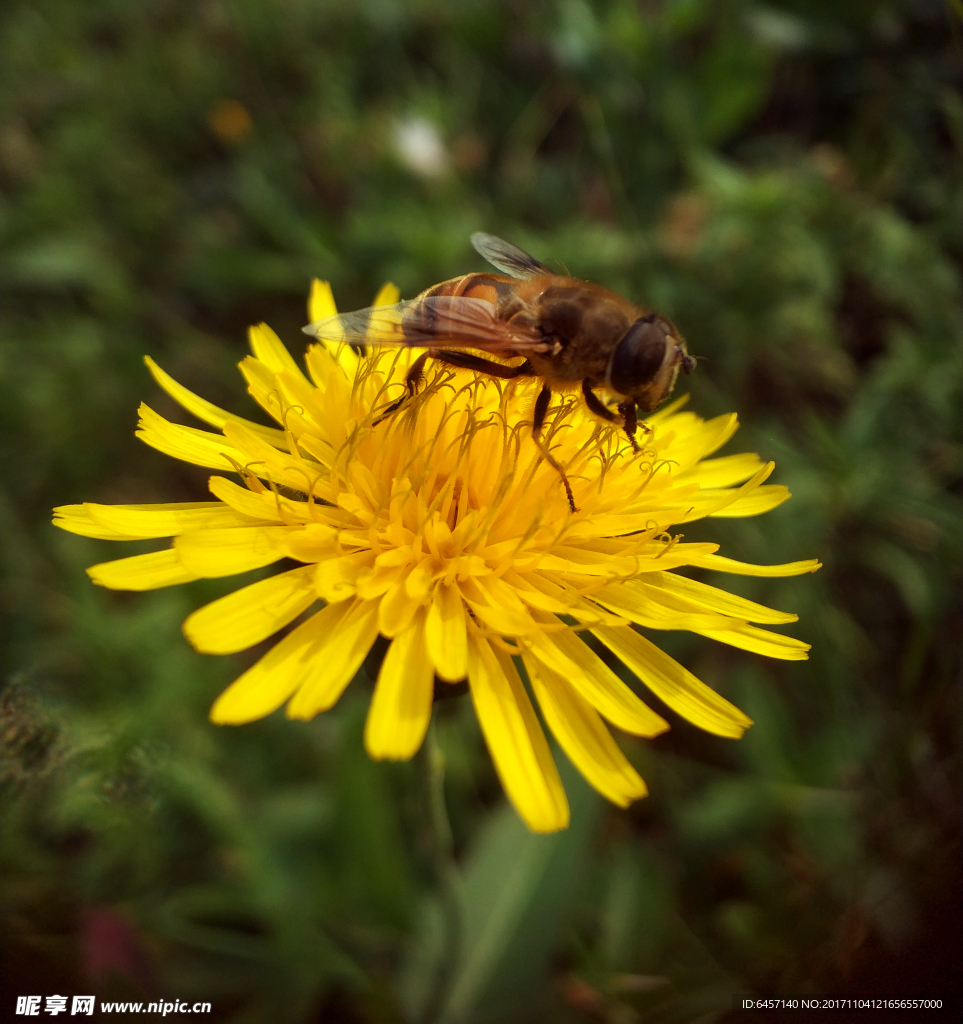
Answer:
402;273;517;345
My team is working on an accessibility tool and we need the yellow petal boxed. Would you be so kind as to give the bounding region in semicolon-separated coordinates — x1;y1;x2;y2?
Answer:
238;357;323;437
174;526;289;578
315;551;374;603
85;502;261;539
378;576;421;637
677;452;765;488
696;622;811;660
372;282;400;307
522;627;668;737
526;657;647;807
459;576;541;635
308;278;338;323
53;502;241;541
706;485;790;518
542;545;719;584
285;600;380;718
592;626;753;738
54;504;128;540
536;545;646;577
365;609;433;760
208;476;313;525
426;582;468;682
685;553;823;577
144;356;288;448
405;560;434;600
210;607;336;724
501;570;575;614
591;583;732;631
305;339;351;388
621;574;798;625
355;561;406;600
308;279;359;378
512;572;625;624
467;633;569;833
658;411;739;468
136;404;244;470
183;564;317;654
285;522;339;562
247;322;311;387
87;548;199;590
679;462;775;521
220;420;335;501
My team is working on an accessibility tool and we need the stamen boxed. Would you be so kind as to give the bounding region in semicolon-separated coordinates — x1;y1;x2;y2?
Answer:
654;533;682;558
223;455;267;493
281;404;307;435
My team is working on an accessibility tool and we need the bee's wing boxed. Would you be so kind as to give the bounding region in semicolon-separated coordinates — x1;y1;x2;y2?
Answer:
303;295;547;352
470;233;553;279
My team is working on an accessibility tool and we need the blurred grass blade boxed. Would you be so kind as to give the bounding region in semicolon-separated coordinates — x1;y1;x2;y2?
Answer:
401;756;600;1023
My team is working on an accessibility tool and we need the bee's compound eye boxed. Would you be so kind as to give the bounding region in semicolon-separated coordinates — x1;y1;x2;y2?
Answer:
608;315;669;396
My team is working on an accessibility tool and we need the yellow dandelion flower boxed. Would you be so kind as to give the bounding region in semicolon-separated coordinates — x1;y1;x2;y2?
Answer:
53;281;819;833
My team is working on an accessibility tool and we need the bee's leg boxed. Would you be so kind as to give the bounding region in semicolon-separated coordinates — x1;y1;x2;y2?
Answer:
582;382;646;453
582;381;622;425
372;351;431;424
617;399;649;452
375;353;534;424
431;351;535;379
532;384;577;513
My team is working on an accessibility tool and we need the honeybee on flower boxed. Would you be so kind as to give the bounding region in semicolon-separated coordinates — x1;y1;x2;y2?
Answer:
54;277;818;833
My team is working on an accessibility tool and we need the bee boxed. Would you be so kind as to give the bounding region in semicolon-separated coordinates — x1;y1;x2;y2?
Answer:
304;233;695;511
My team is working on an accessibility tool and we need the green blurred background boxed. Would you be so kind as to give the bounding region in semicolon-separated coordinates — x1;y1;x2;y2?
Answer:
2;1;961;1021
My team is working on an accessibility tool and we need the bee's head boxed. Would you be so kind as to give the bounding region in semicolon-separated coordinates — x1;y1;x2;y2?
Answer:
606;313;695;413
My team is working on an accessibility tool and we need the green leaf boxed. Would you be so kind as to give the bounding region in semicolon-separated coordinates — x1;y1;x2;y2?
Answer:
400;755;600;1023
